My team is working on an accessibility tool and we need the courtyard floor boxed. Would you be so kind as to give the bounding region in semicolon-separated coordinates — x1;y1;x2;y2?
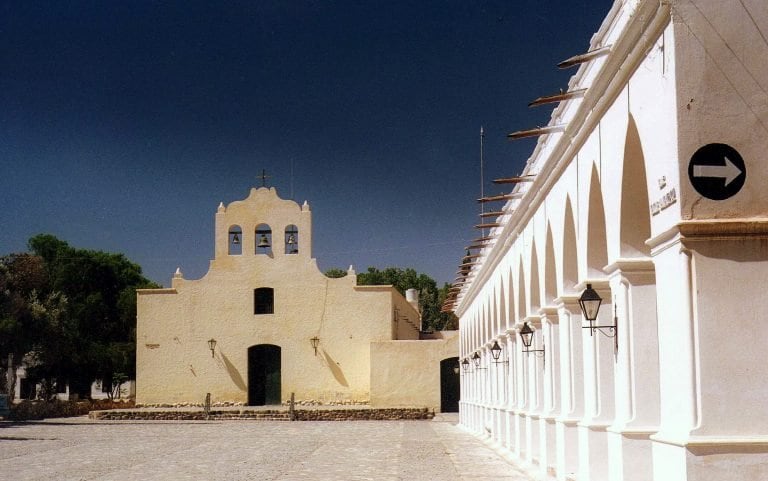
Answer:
0;413;534;481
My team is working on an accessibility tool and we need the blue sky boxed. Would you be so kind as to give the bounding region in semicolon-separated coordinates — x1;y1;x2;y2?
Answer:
0;0;611;286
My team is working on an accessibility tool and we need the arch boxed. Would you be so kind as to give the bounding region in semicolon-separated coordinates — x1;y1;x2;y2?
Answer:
530;241;541;312
586;165;608;278
498;277;507;331
255;223;273;256
284;224;299;255
619;115;651;257
507;267;516;327
562;196;579;294
440;357;460;412
517;259;527;320
484;301;491;341
492;285;500;337
543;224;557;305
247;344;281;405
228;225;242;255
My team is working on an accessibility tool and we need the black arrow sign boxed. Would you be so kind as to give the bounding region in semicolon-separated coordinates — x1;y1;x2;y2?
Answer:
687;143;746;200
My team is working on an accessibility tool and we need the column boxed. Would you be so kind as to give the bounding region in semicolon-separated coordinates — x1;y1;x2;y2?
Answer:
539;307;561;479
555;296;583;481
576;280;614;481
606;260;659;481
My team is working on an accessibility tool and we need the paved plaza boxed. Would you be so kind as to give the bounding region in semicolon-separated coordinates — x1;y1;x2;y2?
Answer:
0;414;534;480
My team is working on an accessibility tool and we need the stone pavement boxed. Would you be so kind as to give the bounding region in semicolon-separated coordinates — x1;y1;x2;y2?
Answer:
0;413;535;480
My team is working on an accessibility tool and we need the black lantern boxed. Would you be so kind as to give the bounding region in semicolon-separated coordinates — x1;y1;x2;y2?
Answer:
461;358;470;372
518;322;545;365
471;351;481;367
310;336;320;356
207;338;217;357
578;284;617;352
471;351;487;370
490;340;507;364
578;283;602;321
490;340;502;360
519;323;534;349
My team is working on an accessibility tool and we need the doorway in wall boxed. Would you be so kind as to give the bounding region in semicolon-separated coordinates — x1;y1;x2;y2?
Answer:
440;357;460;412
248;344;281;405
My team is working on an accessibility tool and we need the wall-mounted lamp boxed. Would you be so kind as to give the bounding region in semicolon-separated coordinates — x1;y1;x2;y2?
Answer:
519;322;545;366
453;361;460;374
310;336;320;356
461;358;471;372
471;351;487;370
207;338;217;358
578;283;617;352
489;340;508;365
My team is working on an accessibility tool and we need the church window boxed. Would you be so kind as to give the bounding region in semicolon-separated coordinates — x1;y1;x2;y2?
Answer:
285;225;299;254
255;224;272;255
228;226;242;255
254;287;274;314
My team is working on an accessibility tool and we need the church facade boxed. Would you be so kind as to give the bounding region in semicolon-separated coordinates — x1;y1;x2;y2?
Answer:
136;187;457;410
451;1;768;481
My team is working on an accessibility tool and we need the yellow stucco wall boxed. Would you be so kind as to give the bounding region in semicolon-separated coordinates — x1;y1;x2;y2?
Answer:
136;187;421;405
370;331;459;411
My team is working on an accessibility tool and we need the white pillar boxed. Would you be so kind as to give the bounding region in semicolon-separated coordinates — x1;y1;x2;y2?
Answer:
576;280;614;481
606;260;659;481
540;307;560;479
554;296;583;481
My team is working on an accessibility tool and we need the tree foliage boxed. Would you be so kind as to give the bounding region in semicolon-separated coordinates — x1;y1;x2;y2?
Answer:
0;234;158;400
355;267;458;332
324;268;348;279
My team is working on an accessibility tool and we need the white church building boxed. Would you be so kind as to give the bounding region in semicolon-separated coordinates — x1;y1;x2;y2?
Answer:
449;1;768;480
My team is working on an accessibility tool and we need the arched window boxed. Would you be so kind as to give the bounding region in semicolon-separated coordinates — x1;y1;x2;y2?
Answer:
255;224;272;255
284;225;298;254
228;225;242;255
254;287;274;315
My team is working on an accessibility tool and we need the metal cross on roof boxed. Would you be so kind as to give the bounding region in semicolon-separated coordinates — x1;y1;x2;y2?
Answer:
258;169;270;187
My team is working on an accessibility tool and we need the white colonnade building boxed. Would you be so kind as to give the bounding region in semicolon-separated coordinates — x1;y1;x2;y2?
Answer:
449;1;768;480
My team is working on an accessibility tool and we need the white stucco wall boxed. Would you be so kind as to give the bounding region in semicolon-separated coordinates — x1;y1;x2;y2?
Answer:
454;1;768;480
370;331;459;411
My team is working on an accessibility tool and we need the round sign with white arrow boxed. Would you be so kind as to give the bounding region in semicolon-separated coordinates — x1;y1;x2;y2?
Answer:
687;143;746;200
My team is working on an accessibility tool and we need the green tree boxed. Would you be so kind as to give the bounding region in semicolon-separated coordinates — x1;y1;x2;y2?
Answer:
356;267;458;332
0;253;52;400
324;268;348;278
18;234;159;399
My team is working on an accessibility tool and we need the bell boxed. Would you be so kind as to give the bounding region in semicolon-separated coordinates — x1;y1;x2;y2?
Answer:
257;234;271;248
286;234;296;245
231;233;240;245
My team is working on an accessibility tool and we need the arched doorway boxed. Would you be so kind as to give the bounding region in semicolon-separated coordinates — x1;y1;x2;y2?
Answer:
248;345;281;406
440;357;460;412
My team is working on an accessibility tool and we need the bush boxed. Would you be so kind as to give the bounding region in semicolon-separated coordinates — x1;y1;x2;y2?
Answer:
8;399;135;421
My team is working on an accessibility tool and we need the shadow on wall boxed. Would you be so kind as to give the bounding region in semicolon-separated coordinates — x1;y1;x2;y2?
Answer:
220;351;247;392
321;350;349;387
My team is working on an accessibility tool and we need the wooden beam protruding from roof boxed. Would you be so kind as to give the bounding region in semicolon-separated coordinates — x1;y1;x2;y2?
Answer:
492;176;536;184
471;236;496;243
477;193;522;202
479;211;505;218
528;88;587;107
507;124;566;140
557;45;612;69
465;243;493;250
